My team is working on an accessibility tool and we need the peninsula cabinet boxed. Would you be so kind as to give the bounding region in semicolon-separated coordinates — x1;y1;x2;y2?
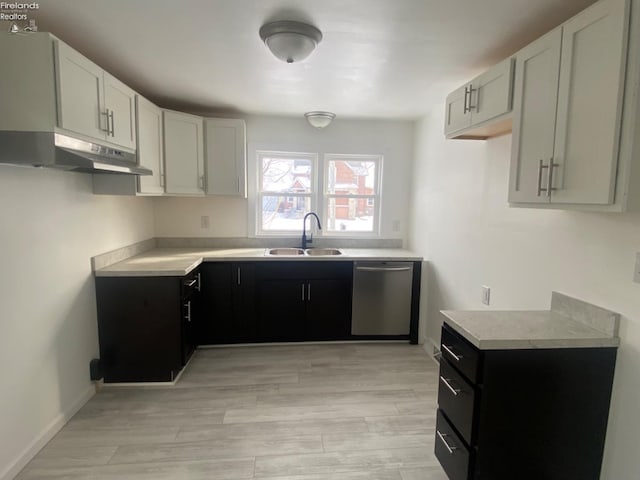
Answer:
444;57;514;139
435;323;617;480
163;110;205;195
509;0;632;207
204;118;247;197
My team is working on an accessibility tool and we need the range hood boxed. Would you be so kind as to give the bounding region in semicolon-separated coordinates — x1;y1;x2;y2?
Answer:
0;131;152;175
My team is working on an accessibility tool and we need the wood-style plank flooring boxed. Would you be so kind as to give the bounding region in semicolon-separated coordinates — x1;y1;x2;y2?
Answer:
17;343;447;479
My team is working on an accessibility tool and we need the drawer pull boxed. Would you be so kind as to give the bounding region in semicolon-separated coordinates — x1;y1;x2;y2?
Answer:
436;430;458;454
442;344;462;361
185;278;197;288
440;376;461;396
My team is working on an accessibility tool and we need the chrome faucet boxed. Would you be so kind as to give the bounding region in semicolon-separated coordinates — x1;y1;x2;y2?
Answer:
302;212;322;249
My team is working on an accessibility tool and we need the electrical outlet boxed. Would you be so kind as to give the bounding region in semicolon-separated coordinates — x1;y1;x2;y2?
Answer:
482;285;491;305
200;215;210;229
634;253;640;283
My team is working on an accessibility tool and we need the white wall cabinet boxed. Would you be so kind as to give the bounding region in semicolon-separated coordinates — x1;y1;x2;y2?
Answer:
509;0;630;206
444;58;514;139
204;118;247;197
163;110;205;196
93;95;165;196
55;40;136;150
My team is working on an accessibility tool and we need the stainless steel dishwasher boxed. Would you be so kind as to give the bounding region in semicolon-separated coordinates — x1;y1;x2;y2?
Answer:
351;261;414;335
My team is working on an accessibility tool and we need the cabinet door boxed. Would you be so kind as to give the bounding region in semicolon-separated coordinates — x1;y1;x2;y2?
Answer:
103;72;137;150
163;110;204;195
197;263;235;344
444;84;472;136
204;118;247;197
508;28;562;203
471;57;514;125
136;96;165;195
55;40;106;141
550;0;629;204
257;279;307;341
306;278;351;340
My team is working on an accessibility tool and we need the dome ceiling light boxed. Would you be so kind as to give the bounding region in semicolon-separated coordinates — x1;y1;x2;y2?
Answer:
259;21;323;64
305;111;336;129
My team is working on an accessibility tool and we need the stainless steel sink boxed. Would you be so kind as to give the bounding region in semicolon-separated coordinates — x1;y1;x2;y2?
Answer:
304;248;342;256
266;248;305;256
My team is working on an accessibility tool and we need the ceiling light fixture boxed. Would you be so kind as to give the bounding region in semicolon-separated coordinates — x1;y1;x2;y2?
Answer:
259;21;323;64
305;111;336;129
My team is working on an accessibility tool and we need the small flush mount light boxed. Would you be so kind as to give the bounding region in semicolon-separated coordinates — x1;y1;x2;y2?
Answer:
259;20;323;63
305;111;336;129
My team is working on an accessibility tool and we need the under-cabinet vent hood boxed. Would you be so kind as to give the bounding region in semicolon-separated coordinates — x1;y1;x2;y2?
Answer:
0;131;152;175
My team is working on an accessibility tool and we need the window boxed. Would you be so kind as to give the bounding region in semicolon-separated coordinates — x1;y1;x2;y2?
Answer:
257;151;316;233
324;154;381;234
255;151;382;236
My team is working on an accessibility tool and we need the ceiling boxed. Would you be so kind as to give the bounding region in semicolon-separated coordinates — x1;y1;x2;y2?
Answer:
11;0;596;119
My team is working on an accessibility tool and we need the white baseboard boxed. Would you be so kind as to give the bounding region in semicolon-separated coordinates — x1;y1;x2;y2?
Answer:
0;384;96;480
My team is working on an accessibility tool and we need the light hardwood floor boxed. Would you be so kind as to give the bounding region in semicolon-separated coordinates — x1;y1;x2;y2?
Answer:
17;343;447;480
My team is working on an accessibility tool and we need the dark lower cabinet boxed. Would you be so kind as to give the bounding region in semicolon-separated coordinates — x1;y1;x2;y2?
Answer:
197;262;256;344
95;268;200;383
255;262;353;342
435;323;617;480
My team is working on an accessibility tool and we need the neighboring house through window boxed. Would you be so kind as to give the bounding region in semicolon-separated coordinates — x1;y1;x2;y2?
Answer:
256;150;382;236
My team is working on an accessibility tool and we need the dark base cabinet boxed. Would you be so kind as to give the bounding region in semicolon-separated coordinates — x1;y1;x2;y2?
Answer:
435;323;617;480
95;269;200;383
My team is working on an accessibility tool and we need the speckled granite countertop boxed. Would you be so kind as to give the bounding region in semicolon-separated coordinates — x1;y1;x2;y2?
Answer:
441;292;620;350
95;248;423;277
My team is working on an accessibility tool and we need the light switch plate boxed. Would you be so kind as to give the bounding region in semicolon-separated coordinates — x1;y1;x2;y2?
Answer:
634;253;640;283
482;285;491;305
200;215;210;229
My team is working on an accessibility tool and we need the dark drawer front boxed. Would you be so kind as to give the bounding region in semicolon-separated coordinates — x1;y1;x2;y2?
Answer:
435;409;471;480
442;323;481;383
438;358;476;445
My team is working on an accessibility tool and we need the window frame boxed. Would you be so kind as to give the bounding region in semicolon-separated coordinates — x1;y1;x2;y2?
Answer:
322;153;383;236
256;150;318;236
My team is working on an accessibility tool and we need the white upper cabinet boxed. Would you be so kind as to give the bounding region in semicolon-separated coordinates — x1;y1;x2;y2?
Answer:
444;57;514;139
163;110;204;196
509;0;630;206
55;39;136;150
204;118;247;197
136;96;165;195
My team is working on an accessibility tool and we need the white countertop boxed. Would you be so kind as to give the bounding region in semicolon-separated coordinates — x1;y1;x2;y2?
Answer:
441;293;620;350
95;247;423;277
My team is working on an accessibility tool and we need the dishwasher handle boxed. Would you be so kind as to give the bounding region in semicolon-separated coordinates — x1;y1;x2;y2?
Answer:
355;266;413;272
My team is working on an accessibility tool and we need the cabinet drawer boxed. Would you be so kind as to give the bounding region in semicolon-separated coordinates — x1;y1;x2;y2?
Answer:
438;358;476;445
442;323;481;383
435;409;471;480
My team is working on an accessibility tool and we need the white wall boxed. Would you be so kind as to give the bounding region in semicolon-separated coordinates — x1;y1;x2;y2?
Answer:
154;114;415;242
0;166;154;480
409;106;640;479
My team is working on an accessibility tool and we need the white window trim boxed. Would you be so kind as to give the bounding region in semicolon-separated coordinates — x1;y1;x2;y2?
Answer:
249;147;383;238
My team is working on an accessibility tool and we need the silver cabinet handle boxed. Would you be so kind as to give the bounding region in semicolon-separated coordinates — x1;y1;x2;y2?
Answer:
442;344;462;362
463;86;470;114
196;272;201;292
436;430;458;454
108;110;115;137
100;110;110;133
184;301;191;322
185;278;197;288
440;376;461;396
199;175;205;190
537;159;549;197
237;267;241;286
467;84;477;111
307;283;311;301
547;160;559;197
356;266;412;272
301;283;305;301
